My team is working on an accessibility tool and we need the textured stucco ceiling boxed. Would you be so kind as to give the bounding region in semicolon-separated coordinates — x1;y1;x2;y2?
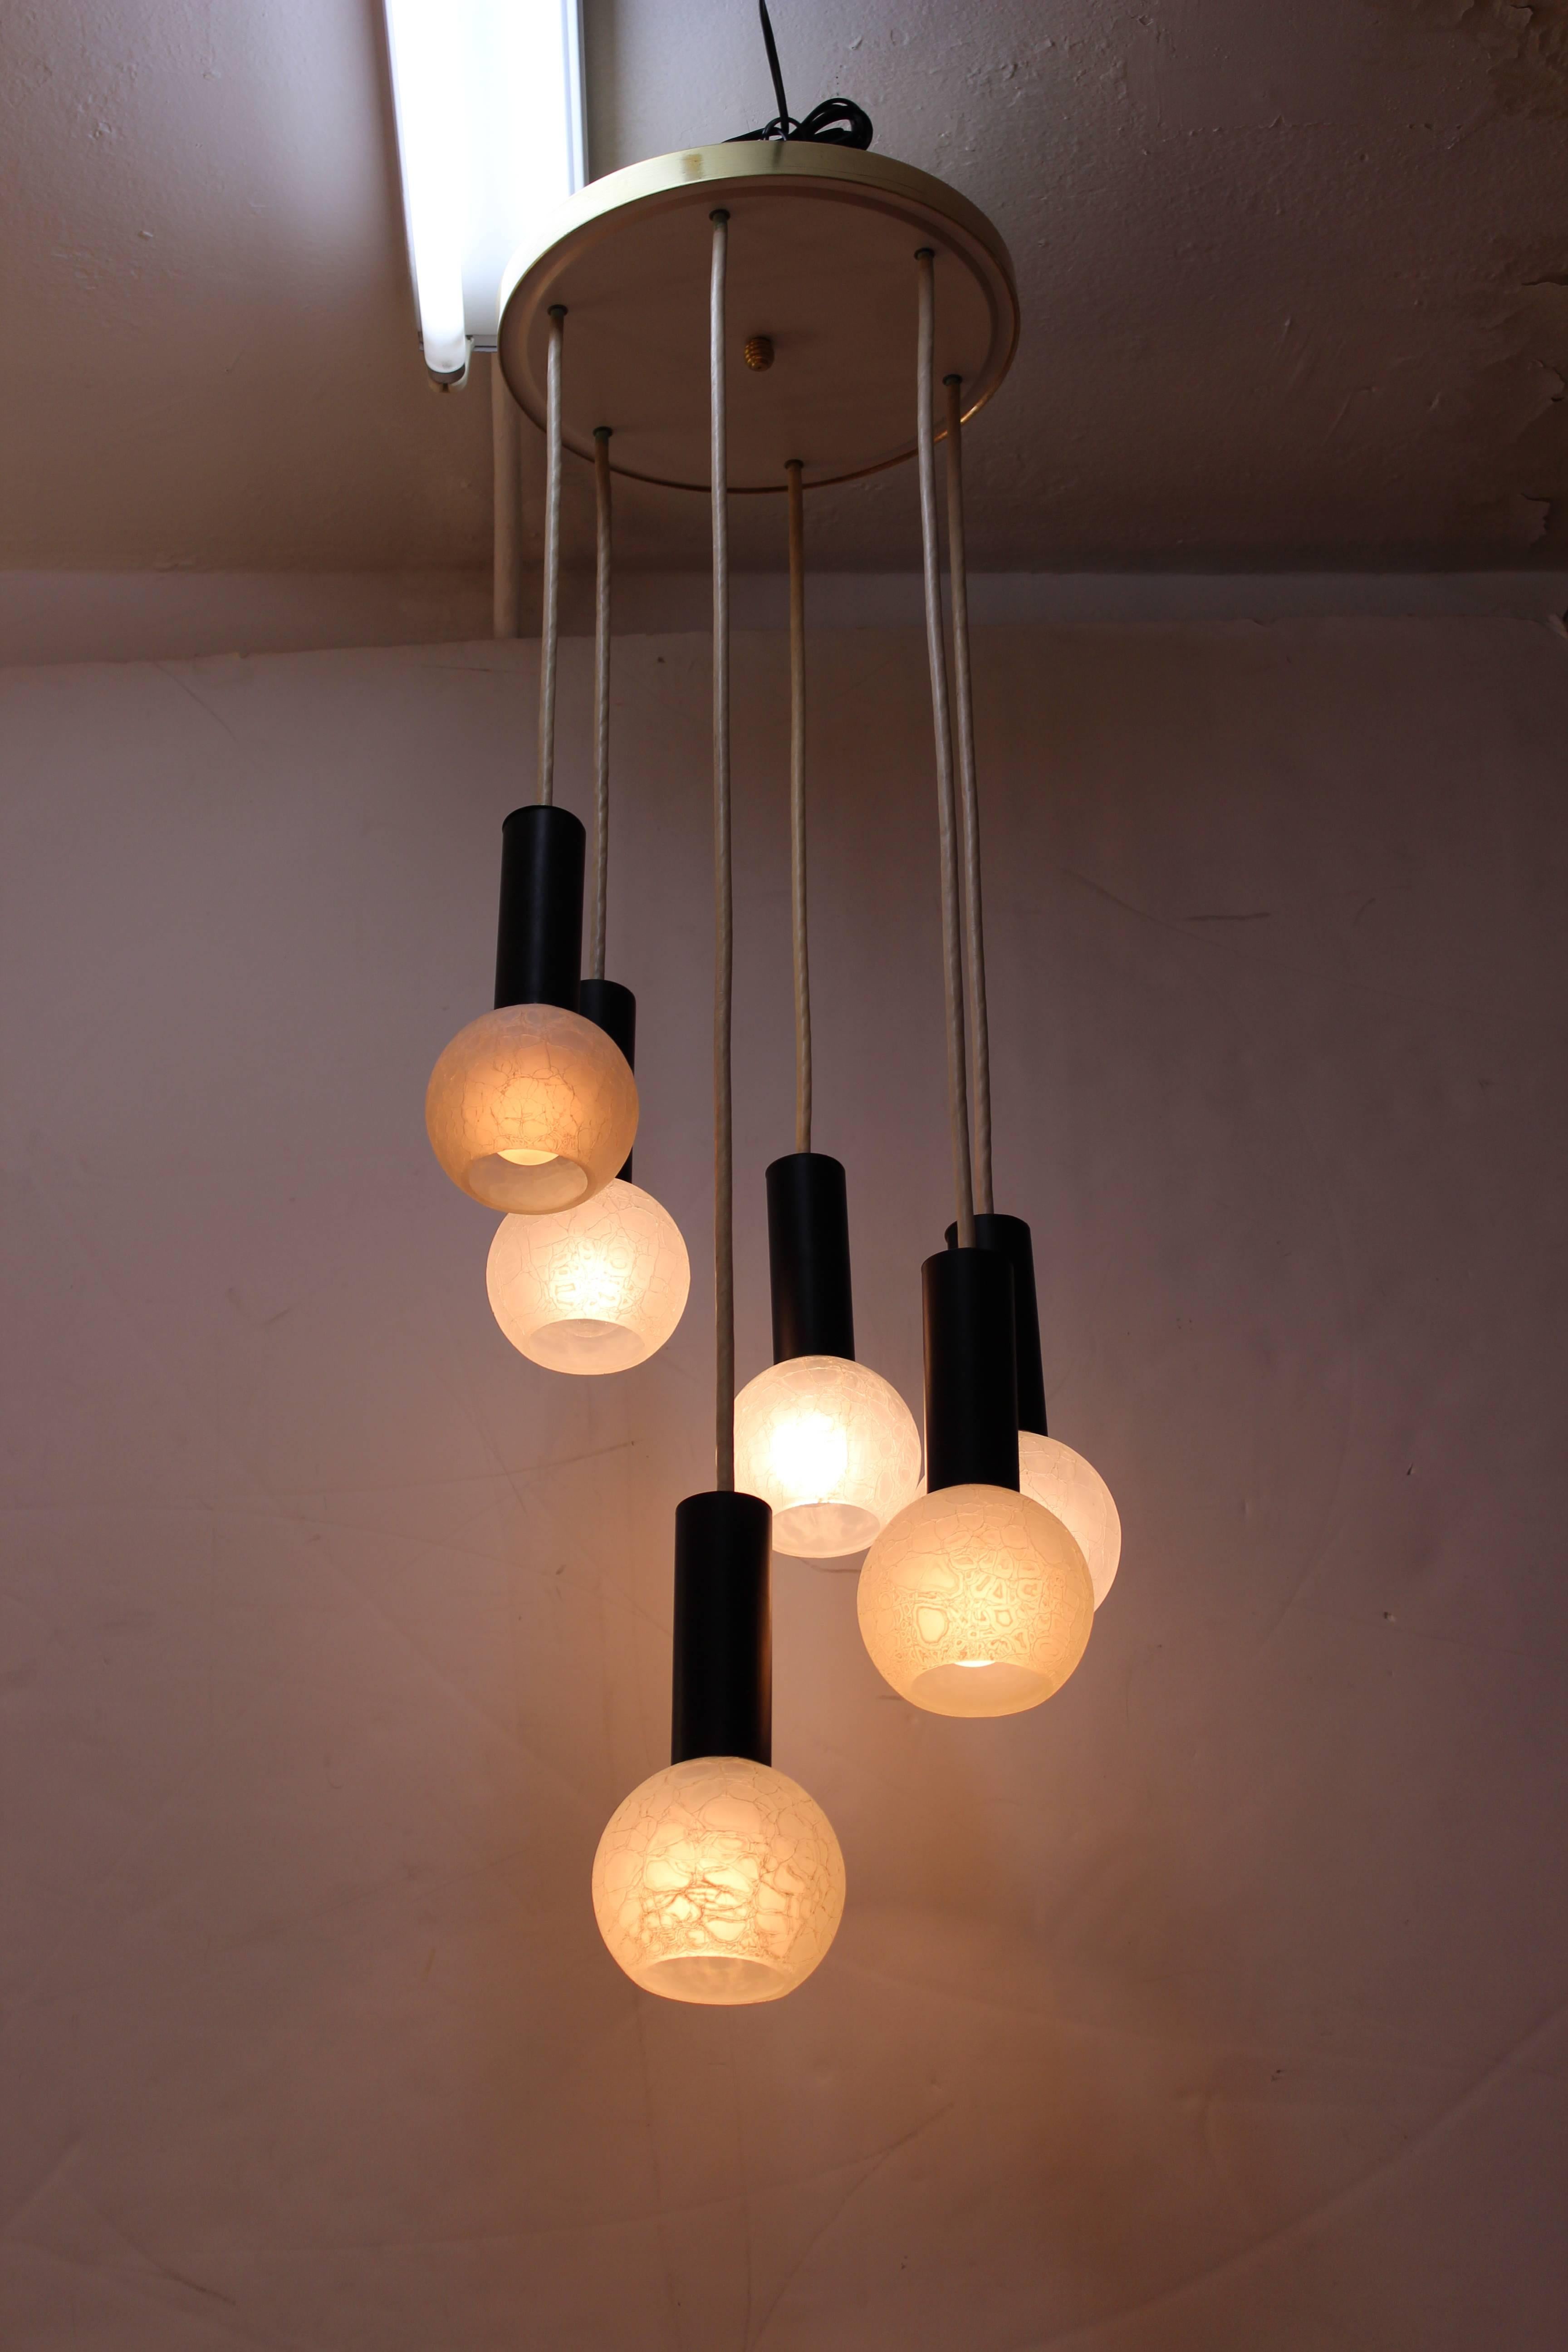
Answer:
4;0;1568;573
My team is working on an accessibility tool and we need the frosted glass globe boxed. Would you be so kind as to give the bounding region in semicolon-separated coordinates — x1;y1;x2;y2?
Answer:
1019;1431;1122;1608
858;1483;1094;1717
592;1756;846;2004
733;1355;922;1558
486;1179;690;1373
426;1002;638;1214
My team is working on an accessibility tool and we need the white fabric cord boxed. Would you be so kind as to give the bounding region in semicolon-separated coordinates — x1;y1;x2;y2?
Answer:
710;211;735;1490
915;252;975;1248
537;305;565;806
490;355;523;641
590;426;612;981
786;457;812;1156
944;372;993;1216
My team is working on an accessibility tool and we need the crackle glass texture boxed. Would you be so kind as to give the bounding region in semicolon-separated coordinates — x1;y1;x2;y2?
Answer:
425;1003;638;1214
857;1482;1094;1717
732;1355;922;1558
1019;1431;1122;1608
592;1757;846;2004
485;1179;690;1373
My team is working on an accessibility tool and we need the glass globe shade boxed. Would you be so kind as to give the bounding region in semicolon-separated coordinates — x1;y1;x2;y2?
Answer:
1019;1431;1122;1607
485;1178;690;1373
732;1355;922;1558
591;1756;846;2005
857;1482;1094;1718
425;1002;638;1214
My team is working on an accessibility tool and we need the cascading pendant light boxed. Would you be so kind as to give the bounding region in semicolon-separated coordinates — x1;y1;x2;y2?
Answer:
591;209;843;2001
396;0;1132;1997
856;249;1103;1718
485;407;690;1372
733;462;921;1558
878;380;1125;1605
931;361;1122;1609
425;808;637;1213
425;325;637;1220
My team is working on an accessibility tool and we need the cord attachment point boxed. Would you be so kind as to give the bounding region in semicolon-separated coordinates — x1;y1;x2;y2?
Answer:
729;1;873;147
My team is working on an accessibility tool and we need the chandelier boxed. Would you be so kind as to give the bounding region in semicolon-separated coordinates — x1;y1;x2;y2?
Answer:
417;9;1123;2005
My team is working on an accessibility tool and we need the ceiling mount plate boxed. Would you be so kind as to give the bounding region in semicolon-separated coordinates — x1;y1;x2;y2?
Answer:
496;144;1019;494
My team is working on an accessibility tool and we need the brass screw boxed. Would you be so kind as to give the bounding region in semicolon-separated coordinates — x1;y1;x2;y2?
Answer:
743;334;775;372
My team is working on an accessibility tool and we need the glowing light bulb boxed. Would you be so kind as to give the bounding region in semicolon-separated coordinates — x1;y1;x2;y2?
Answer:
772;1406;848;1502
486;1178;690;1373
592;1756;845;2004
1018;1431;1122;1607
425;1001;637;1214
733;1356;922;1558
857;1483;1093;1717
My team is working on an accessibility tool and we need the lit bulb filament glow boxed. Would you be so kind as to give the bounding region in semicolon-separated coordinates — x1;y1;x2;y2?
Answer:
767;1409;850;1506
545;1237;639;1319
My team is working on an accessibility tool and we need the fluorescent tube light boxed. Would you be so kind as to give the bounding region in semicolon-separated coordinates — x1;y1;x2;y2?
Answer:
383;1;586;382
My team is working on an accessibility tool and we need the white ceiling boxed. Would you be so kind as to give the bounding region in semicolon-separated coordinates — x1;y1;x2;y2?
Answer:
4;0;1568;575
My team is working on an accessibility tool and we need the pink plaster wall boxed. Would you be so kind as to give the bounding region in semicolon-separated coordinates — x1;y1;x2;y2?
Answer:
2;618;1565;2348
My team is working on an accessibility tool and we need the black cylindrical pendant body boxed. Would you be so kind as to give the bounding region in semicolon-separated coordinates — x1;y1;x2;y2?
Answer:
577;976;635;1067
923;1247;1020;1492
671;1491;772;1766
765;1153;855;1363
494;804;584;1012
578;977;636;1180
945;1211;1047;1436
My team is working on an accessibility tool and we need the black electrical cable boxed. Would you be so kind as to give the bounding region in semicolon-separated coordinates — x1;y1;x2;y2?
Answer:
759;0;791;129
729;0;873;148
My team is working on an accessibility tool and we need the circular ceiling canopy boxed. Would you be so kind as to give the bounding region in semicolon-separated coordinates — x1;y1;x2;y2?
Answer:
496;143;1018;494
